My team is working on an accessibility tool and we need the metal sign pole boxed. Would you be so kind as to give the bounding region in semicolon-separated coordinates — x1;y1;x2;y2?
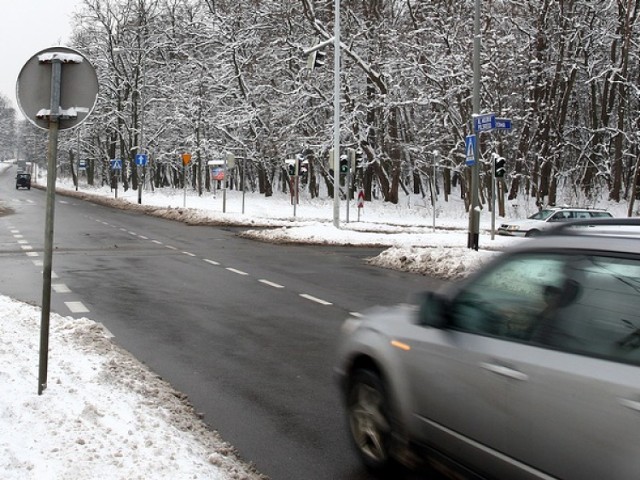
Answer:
332;0;341;228
432;151;438;232
491;156;496;240
38;59;62;395
242;153;246;214
223;156;227;213
16;46;98;395
468;0;481;250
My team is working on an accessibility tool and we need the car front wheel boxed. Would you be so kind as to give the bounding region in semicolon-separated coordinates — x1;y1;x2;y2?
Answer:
347;369;399;474
525;229;540;237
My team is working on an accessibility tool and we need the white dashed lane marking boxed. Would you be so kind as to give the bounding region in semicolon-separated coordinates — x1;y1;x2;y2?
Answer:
259;279;285;289
76;217;342;312
65;301;90;313
226;268;248;276
299;294;332;306
52;284;72;293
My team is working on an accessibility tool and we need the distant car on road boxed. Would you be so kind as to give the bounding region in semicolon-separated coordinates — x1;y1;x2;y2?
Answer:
15;173;31;190
497;206;612;237
335;218;640;479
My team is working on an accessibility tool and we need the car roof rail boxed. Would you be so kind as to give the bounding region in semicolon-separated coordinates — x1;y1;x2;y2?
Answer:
543;217;640;236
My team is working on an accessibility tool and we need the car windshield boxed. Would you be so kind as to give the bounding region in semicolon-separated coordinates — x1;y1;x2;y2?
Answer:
528;209;557;220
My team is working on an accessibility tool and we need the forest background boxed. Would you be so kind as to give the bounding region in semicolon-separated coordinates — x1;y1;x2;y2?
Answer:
1;0;639;218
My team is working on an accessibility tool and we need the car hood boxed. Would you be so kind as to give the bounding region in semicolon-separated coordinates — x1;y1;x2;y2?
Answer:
501;218;545;228
358;303;419;330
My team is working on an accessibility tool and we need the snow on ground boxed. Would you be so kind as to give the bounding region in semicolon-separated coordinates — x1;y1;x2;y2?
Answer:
46;175;529;279
0;161;632;479
0;297;264;480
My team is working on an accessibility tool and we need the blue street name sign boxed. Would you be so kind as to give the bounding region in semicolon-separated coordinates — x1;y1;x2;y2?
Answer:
110;159;122;170
465;134;477;166
135;153;148;166
473;113;496;133
495;118;512;130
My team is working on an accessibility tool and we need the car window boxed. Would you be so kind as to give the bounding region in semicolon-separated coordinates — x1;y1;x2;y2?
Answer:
551;211;574;221
536;255;640;365
589;211;613;218
449;254;567;340
449;252;640;366
529;209;556;220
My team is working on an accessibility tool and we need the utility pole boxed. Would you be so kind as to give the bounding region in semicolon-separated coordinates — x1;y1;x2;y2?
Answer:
332;0;341;228
468;0;481;250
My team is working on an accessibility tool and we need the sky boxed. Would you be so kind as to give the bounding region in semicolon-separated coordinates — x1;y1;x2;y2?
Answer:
0;160;633;478
2;0;81;112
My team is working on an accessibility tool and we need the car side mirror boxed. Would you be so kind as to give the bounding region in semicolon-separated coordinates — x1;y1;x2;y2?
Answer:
417;291;449;328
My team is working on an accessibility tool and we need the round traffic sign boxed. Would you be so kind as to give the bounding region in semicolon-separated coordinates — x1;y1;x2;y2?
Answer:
16;46;98;130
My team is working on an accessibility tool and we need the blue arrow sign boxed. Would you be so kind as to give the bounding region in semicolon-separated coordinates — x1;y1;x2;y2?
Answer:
110;159;122;170
473;113;496;132
465;134;477;166
495;118;512;130
135;154;148;166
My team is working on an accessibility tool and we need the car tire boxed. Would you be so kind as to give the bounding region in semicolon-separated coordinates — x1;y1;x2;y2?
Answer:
525;229;540;237
346;369;399;475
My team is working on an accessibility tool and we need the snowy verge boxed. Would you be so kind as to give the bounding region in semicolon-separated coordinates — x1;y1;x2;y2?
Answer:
42;184;519;280
0;296;265;480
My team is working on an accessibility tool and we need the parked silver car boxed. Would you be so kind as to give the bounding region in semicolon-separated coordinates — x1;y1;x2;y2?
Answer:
497;207;612;237
335;218;640;479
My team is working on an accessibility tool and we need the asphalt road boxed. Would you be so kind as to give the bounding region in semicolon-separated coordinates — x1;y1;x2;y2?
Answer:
0;166;446;480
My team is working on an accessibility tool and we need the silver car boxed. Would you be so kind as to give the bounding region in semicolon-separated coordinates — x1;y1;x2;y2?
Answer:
335;219;640;479
497;207;612;237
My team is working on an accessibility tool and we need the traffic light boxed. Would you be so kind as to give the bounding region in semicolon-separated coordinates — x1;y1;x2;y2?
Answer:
355;148;364;169
307;48;326;70
347;148;356;173
339;155;349;176
315;49;326;68
285;159;297;176
495;157;506;178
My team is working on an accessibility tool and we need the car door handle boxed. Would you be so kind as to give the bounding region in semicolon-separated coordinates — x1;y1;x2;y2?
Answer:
619;398;640;412
480;363;529;381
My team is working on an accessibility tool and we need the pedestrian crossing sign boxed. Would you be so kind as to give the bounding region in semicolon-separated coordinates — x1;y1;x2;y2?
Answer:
465;135;476;166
